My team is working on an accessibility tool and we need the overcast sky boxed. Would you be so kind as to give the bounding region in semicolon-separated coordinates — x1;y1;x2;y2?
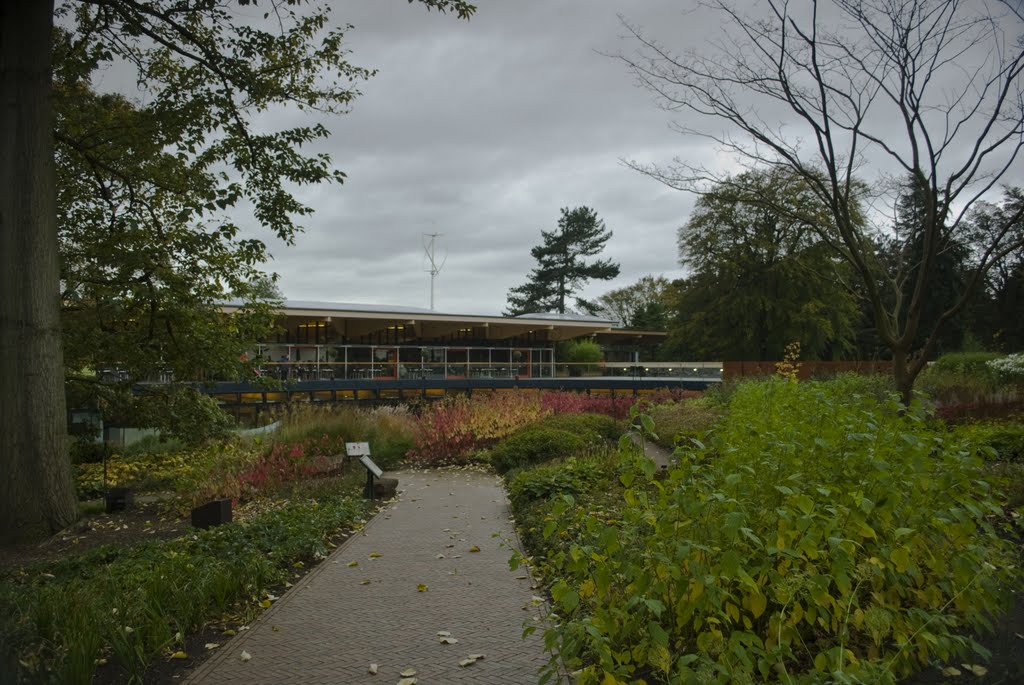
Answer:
247;1;709;315
228;0;1021;316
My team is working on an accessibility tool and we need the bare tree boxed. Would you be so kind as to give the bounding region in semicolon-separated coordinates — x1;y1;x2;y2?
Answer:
617;0;1024;404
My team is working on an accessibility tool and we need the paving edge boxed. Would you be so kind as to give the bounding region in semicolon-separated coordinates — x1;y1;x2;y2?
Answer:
183;491;398;683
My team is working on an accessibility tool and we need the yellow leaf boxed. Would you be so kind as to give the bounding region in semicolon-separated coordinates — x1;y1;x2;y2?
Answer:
890;547;911;573
469;545;481;552
748;591;768;619
258;599;272;609
360;579;372;585
579;579;596;599
170;651;187;660
369;552;381;558
417;583;428;592
347;561;359;567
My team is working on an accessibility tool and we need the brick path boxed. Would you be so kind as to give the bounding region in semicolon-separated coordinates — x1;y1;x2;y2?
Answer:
186;468;550;685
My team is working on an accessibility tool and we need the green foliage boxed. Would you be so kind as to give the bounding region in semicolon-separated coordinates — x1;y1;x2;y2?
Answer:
505;206;620;315
507;458;604;510
273;404;415;469
0;488;365;684
490;412;622;474
929;351;1005;379
490;427;587;475
666;168;860;361
954;420;1024;463
646;401;723;449
918;351;1010;403
557;340;604;376
524;378;1018;684
136;387;234;446
593;275;671;329
539;413;623;442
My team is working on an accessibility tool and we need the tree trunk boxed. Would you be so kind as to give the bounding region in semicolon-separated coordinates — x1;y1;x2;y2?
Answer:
892;347;916;408
0;0;78;544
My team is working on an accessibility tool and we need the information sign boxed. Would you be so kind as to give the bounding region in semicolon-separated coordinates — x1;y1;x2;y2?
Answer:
345;442;371;457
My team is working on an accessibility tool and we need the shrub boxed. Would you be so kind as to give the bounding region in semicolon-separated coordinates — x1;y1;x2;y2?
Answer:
918;351;1010;404
538;412;623;442
954;420;1024;463
988;352;1024;385
558;340;603;376
646;401;722;449
540;392;634;419
528;377;1019;685
507;457;604;510
490;427;586;474
407;392;548;465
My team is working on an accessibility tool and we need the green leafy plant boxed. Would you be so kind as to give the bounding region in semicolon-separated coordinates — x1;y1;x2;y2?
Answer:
490;427;586;474
521;378;1019;684
0;489;365;684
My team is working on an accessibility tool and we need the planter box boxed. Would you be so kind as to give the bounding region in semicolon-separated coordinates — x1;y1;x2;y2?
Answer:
191;498;232;529
105;487;133;513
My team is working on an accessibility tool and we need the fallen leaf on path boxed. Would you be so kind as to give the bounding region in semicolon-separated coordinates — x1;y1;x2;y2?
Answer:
436;554;445;559
439;637;459;645
239;651;251;662
437;631;451;637
370;552;382;558
360;579;372;585
368;663;378;674
469;545;480;552
397;678;417;685
400;668;417;677
347;561;359;567
417;584;428;592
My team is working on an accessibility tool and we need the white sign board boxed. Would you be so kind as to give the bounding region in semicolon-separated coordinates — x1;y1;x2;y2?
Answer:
345;442;371;457
359;455;384;478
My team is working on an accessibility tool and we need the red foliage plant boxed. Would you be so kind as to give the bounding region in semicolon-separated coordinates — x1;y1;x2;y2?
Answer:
236;434;346;498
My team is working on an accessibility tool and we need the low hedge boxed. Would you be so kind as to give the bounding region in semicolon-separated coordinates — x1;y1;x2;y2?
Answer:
490;427;586;474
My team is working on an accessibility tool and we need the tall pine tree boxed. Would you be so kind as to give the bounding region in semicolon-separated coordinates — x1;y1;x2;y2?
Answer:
505;207;619;315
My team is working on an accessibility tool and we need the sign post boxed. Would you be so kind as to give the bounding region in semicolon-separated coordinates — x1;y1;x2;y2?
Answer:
346;442;383;499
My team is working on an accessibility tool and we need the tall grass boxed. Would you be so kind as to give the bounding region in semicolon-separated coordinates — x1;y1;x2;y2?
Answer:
270;404;415;469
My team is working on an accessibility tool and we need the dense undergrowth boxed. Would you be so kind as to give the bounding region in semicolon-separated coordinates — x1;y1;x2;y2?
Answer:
507;376;1024;685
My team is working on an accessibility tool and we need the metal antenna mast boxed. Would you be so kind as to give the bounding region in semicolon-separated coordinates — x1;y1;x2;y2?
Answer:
423;233;447;310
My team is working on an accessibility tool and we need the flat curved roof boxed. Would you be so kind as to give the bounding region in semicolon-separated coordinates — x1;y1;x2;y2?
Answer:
220;299;626;342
